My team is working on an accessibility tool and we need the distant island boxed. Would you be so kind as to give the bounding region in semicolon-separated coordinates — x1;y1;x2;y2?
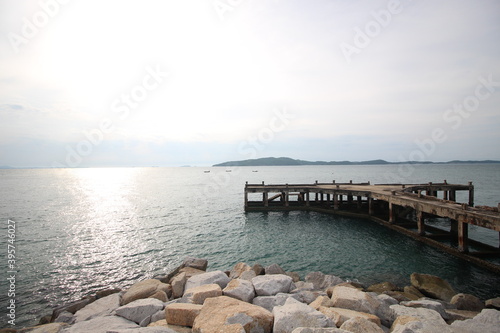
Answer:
213;157;500;167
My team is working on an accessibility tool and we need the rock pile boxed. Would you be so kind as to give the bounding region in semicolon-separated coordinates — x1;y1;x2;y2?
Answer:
5;257;500;333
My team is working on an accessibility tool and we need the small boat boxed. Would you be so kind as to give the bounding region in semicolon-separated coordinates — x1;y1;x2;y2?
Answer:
226;170;232;172
204;170;210;173
252;170;258;172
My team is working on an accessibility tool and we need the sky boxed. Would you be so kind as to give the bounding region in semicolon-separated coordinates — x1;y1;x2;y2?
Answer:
1;0;499;167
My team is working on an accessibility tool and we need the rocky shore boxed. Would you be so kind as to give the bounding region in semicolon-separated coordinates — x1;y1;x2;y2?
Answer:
4;257;500;333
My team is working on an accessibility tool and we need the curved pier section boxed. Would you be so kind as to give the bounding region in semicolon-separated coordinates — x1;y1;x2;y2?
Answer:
244;181;500;273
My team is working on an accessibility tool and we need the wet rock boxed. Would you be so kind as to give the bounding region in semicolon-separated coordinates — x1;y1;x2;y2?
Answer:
485;297;500;309
223;279;255;303
410;273;456;302
95;288;121;299
339;317;385;333
252;274;293;296
404;286;425;299
182;283;222;304
273;297;334;333
165;303;203;327
252;264;265;276
192;296;273;333
305;272;343;291
54;311;74;324
184;271;230;291
291;329;349;333
366;281;398;294
51;297;95;322
73;293;121;323
115;298;165;325
286;271;301;283
450;293;485;311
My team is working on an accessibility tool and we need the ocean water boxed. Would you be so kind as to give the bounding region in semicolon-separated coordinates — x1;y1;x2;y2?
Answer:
1;164;500;328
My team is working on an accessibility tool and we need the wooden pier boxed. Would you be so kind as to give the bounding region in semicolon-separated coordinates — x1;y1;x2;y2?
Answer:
244;181;500;273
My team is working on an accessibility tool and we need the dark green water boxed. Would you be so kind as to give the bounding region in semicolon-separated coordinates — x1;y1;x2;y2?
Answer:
0;164;499;328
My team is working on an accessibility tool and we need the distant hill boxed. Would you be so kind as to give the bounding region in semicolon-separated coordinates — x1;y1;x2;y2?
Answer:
213;157;500;167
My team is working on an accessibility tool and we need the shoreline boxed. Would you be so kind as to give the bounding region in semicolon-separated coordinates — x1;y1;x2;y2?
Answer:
5;257;500;333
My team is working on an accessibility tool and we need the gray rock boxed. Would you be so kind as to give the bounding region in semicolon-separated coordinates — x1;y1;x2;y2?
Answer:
106;328;178;333
451;308;500;332
170;272;187;299
20;322;69;333
51;297;95;322
182;257;208;271
305;272;343;291
73;293;121;323
451;293;485;312
54;311;74;324
390;304;447;326
400;299;449;320
293;290;328;305
339;317;385;333
223;279;256;303
252;293;300;312
292;328;350;333
265;263;287;275
273;297;334;333
252;274;293;296
184;270;230;291
240;270;257;281
115;298;164;324
149;309;165;323
60;315;138;333
331;286;394;327
375;294;399;306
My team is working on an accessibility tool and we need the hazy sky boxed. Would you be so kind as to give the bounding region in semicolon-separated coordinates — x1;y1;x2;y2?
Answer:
1;0;499;167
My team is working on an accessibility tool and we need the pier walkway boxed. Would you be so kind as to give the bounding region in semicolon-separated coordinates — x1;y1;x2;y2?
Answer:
244;181;500;273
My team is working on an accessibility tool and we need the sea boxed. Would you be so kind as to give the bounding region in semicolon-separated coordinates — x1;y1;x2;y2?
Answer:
1;164;500;328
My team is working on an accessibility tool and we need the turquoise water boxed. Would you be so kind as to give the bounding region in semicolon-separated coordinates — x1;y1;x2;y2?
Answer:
0;164;499;328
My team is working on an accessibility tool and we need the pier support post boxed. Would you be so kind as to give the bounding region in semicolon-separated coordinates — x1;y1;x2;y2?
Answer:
263;192;268;207
449;190;456;202
458;221;469;253
417;211;425;236
305;191;310;207
357;196;362;210
368;198;373;215
334;194;339;210
389;202;395;223
468;182;474;207
244;190;248;209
